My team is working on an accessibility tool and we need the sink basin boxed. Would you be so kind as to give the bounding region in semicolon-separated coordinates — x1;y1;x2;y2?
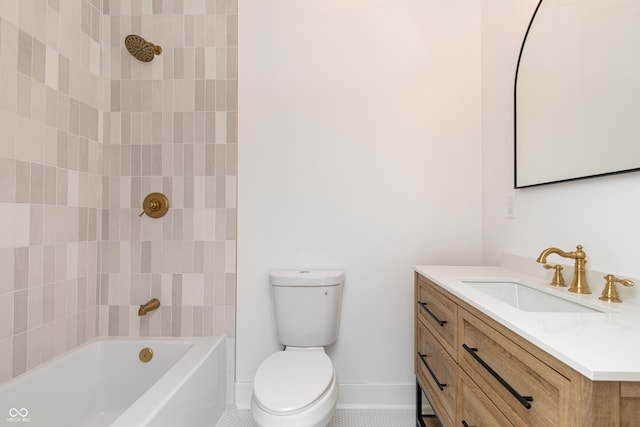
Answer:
462;281;606;313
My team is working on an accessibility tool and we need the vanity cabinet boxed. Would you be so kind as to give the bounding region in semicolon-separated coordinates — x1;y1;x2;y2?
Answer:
414;272;639;427
416;321;457;426
416;277;457;358
459;309;571;426
457;370;513;427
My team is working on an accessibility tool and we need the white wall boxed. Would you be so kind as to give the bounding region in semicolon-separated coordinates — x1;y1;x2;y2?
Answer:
237;0;483;407
481;1;640;287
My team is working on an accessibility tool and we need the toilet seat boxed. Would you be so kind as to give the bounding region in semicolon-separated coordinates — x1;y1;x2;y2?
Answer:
253;348;334;414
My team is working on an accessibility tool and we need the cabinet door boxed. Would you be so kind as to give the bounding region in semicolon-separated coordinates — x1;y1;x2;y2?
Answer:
457;370;513;427
621;383;640;427
459;309;572;427
417;321;457;427
417;275;458;358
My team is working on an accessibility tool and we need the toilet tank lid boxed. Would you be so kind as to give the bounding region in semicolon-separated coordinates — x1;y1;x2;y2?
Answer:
270;270;344;287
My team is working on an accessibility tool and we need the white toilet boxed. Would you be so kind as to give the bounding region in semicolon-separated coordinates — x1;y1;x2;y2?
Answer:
251;270;345;427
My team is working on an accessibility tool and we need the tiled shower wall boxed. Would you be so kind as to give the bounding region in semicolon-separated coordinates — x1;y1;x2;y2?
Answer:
99;0;237;338
0;1;103;382
0;0;237;383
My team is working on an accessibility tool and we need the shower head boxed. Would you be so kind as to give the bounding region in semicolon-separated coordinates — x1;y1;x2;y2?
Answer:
124;34;162;63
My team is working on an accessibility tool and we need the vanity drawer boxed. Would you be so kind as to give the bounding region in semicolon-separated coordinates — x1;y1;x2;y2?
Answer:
459;309;571;427
457;370;513;427
416;275;457;358
417;320;457;427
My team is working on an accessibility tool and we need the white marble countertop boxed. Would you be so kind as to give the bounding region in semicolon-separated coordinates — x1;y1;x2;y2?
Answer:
414;265;640;381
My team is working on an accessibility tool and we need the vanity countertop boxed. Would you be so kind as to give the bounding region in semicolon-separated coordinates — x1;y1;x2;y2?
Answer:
414;265;640;381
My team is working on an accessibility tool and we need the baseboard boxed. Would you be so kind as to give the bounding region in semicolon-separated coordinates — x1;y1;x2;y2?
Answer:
235;382;253;410
235;382;416;410
336;383;415;409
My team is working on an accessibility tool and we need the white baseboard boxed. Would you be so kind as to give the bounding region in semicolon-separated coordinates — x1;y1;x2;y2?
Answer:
336;383;415;409
235;382;416;410
235;382;253;410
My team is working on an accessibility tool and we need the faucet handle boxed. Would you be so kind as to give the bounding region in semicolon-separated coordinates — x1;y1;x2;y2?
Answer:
598;274;634;303
543;264;566;287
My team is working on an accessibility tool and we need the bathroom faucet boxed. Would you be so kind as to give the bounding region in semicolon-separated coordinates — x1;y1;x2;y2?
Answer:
536;245;591;294
138;298;161;316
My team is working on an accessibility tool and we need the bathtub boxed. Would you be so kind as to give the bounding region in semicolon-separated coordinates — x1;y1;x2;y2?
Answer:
0;336;226;427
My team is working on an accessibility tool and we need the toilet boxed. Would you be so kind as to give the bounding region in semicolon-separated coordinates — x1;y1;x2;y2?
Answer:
251;270;345;427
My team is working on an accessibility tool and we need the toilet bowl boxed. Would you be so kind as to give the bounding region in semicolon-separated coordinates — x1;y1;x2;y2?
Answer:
251;347;338;427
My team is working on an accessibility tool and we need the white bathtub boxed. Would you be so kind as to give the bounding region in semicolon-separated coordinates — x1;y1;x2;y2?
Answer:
0;336;226;427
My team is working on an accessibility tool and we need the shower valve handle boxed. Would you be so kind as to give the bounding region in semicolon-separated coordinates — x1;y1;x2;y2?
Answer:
139;193;170;218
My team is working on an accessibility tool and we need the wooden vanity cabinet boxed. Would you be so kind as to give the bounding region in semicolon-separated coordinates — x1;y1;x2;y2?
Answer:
457;370;514;427
621;383;640;425
416;320;457;426
416;276;458;358
459;309;572;427
414;272;640;427
415;274;460;427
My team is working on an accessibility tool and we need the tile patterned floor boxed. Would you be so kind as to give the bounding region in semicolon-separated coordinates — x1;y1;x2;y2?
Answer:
215;408;416;426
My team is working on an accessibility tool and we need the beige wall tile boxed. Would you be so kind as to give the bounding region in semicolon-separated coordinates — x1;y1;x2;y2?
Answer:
17;73;32;119
0;248;15;295
31;80;46;124
0;112;16;159
5;0;237;380
0;292;13;340
14;247;29;291
12;332;27;376
28;244;42;287
0;337;13;383
32;38;46;83
0;159;15;202
39;320;53;363
27;286;43;329
46;6;60;50
51;318;64;357
17;30;32;76
0;69;18;112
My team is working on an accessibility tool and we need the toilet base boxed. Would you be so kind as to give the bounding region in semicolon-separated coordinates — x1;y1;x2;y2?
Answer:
251;374;338;427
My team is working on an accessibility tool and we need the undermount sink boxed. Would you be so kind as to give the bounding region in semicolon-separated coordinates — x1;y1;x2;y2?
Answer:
462;280;606;313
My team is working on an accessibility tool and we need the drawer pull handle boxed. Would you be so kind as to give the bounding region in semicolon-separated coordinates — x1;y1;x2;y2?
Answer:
418;301;447;327
461;421;475;427
417;352;447;391
462;344;533;409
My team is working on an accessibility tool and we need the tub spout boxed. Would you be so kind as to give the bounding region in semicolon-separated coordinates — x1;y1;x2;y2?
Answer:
138;298;160;316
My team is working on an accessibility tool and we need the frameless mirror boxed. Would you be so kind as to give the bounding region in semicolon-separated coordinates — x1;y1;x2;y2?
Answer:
515;0;640;188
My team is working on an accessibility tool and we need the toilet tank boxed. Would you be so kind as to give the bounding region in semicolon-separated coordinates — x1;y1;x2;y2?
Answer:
270;270;344;347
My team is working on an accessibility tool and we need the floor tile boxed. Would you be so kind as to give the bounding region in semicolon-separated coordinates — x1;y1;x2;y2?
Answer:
215;408;416;426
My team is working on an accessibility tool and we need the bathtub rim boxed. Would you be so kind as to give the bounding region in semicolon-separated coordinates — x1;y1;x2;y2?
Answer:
0;335;225;426
0;335;223;388
109;335;226;426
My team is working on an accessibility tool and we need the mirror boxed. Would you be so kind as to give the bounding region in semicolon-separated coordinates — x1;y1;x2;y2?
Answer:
515;0;640;188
